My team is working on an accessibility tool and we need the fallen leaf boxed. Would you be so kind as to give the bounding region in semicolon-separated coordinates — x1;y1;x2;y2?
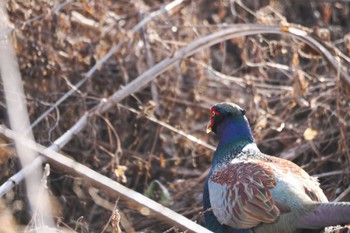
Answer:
304;128;318;141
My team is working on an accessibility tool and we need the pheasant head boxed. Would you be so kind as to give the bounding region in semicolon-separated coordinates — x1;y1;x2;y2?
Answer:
207;102;256;154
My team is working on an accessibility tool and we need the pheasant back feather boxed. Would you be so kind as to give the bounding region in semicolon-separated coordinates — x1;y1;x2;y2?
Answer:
203;103;350;233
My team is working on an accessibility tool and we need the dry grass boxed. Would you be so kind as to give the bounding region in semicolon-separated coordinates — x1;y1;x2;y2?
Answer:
1;0;350;232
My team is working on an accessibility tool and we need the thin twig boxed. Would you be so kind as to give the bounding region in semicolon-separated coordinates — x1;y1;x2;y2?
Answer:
0;125;212;233
28;0;188;132
1;23;347;197
0;0;188;196
119;104;216;151
334;185;350;202
0;2;55;231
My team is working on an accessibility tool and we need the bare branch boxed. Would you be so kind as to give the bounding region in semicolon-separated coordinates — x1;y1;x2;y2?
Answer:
29;0;188;131
119;104;216;151
0;125;212;233
1;23;347;200
0;2;55;232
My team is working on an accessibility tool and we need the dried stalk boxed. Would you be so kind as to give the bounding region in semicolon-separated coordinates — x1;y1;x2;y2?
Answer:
0;125;212;233
119;104;216;151
29;0;188;131
0;2;55;231
1;22;347;215
0;0;188;196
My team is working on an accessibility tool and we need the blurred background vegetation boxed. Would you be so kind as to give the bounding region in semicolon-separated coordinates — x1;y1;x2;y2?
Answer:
1;0;350;232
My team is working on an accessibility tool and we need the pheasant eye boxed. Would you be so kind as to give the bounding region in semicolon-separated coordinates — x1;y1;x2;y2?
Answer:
211;111;216;117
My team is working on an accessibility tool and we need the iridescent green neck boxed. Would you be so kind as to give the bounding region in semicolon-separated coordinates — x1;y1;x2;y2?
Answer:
213;117;255;165
213;139;254;165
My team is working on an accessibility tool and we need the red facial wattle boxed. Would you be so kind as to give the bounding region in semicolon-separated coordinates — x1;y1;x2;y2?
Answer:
207;107;219;133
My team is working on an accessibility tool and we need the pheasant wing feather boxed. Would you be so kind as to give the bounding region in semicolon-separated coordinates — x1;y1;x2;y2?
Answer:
208;160;280;229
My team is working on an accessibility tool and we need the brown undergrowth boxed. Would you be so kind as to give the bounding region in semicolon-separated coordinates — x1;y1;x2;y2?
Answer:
1;0;350;232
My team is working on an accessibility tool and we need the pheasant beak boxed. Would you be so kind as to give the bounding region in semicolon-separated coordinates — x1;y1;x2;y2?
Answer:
206;120;213;133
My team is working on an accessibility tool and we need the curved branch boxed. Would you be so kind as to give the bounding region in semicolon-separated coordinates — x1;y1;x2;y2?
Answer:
1;23;347;231
2;23;346;198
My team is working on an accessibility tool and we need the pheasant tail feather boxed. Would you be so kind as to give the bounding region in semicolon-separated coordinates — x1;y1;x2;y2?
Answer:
298;202;350;229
